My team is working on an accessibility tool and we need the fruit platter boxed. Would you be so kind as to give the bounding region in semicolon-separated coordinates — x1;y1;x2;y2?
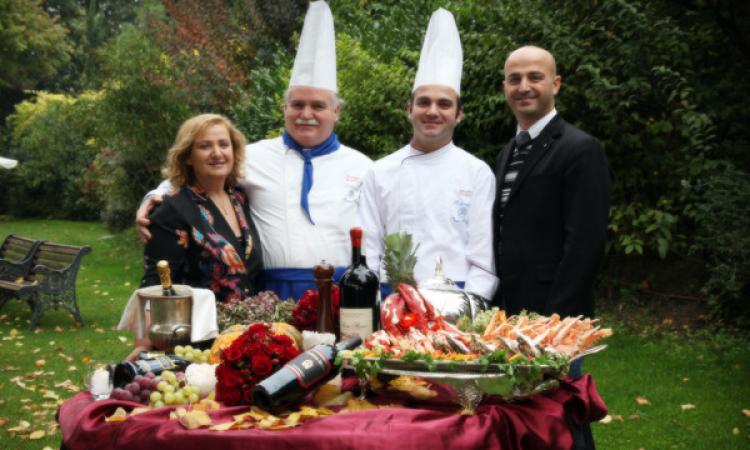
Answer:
342;233;612;413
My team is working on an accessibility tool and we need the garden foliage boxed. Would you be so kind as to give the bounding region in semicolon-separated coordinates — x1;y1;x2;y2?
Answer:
2;0;748;322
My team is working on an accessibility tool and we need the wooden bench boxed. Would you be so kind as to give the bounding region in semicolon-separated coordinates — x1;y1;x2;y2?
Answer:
0;238;91;329
0;234;45;281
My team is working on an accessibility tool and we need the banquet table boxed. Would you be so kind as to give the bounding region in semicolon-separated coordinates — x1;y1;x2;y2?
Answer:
57;374;607;450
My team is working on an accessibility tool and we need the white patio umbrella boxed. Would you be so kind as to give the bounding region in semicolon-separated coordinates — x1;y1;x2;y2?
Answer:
0;156;18;169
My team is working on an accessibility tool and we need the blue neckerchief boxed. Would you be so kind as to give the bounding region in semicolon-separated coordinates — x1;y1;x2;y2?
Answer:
282;131;340;224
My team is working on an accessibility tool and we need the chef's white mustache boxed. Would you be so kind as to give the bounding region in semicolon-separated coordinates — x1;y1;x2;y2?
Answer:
295;118;319;126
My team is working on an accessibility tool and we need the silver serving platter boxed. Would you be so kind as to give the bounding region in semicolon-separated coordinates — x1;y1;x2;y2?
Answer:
343;358;564;414
342;344;608;414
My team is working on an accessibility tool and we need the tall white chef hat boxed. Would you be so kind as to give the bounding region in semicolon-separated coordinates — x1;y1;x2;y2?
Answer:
289;1;337;93
412;8;463;96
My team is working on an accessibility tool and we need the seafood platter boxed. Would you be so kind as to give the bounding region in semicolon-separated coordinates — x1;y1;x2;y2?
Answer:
342;233;611;413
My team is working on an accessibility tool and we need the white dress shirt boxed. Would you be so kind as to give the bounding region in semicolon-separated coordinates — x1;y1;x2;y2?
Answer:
150;136;373;269
359;142;498;299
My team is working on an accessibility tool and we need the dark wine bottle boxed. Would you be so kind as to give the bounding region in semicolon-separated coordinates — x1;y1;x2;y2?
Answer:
252;337;362;413
112;355;188;388
339;228;381;341
156;260;177;296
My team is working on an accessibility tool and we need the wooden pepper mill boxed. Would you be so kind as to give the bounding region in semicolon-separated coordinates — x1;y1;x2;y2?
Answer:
313;260;339;340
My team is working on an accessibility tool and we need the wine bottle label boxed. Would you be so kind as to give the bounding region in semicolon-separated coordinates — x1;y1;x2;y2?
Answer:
285;347;332;389
340;308;374;341
133;356;177;374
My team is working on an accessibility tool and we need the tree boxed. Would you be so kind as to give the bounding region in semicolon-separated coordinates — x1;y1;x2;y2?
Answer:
0;0;72;90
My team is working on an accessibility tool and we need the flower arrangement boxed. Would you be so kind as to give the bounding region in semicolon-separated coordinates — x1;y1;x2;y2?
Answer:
292;285;340;331
217;291;296;331
214;322;300;405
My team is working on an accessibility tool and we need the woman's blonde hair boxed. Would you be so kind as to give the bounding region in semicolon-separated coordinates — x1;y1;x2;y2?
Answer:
162;114;247;188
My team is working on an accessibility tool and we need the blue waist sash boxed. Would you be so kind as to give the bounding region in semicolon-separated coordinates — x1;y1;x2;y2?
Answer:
264;267;348;301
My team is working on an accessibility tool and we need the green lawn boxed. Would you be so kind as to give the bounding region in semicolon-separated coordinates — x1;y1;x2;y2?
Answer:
0;218;748;449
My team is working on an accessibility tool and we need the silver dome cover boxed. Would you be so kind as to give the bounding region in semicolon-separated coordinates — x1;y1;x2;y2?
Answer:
418;257;488;324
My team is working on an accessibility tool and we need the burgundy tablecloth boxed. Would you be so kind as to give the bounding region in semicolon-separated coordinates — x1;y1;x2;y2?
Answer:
57;375;606;450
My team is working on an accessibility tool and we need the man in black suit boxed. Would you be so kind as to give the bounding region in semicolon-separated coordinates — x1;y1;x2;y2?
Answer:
493;44;610;450
493;45;610;321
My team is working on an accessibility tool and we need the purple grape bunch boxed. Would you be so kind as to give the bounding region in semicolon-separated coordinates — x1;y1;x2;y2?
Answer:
110;371;160;404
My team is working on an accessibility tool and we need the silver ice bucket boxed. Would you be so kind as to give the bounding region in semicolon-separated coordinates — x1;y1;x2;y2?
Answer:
137;285;192;351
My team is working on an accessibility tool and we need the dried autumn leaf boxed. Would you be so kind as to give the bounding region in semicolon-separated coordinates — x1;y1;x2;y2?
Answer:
105;407;129;423
55;379;80;392
179;410;213;429
28;430;45;440
0;416;7;427
389;376;438;400
55;326;64;333
681;403;697;411
118;336;128;343
170;407;188;421
209;421;236;431
35;359;46;368
313;384;353;407
261;417;287;430
246;407;273;421
8;420;31;433
285;412;301;427
628;414;641;420
193;399;220;411
369;375;384;390
345;398;378;412
635;396;651;406
43;391;60;401
742;409;750;417
81;356;91;365
130;407;151;416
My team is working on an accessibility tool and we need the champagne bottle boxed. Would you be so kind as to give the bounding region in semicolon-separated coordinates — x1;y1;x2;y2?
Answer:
156;260;177;296
252;337;362;413
339;228;380;341
112;354;189;388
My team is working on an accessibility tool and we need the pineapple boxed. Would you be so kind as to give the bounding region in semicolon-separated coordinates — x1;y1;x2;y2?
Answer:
383;232;419;288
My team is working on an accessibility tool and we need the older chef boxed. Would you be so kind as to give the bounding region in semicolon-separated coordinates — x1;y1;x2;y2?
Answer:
137;1;372;300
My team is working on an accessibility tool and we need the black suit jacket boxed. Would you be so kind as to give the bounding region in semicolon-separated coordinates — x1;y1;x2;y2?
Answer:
492;115;610;318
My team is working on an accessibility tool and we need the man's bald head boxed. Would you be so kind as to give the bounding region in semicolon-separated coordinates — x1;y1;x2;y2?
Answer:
502;45;561;129
504;46;557;76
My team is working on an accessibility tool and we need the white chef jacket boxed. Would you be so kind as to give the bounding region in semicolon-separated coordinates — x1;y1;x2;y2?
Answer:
150;136;373;269
359;142;498;299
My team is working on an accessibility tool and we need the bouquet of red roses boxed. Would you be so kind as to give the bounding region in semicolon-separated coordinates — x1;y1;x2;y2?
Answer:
292;285;340;331
215;322;300;405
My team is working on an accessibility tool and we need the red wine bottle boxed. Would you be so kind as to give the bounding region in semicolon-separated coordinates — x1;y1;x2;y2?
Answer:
339;228;381;341
252;337;362;413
